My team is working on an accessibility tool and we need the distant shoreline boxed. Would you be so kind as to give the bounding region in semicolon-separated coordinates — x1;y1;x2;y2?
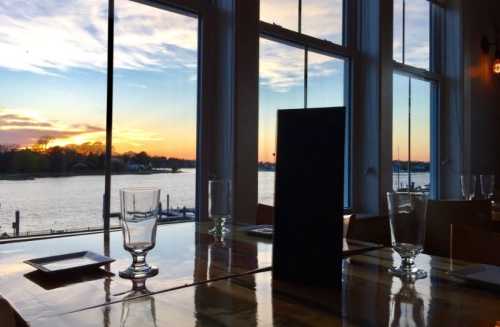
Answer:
0;169;186;181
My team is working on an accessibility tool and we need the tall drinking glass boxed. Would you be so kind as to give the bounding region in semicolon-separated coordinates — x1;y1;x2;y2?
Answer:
119;188;160;279
208;179;231;236
387;192;428;280
461;174;477;200
480;174;495;200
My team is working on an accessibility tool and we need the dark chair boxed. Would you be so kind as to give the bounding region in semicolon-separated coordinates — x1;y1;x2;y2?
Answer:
0;296;17;327
256;203;274;225
452;224;500;266
346;214;391;247
424;200;492;258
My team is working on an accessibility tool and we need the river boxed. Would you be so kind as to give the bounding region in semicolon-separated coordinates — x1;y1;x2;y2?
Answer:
0;169;430;234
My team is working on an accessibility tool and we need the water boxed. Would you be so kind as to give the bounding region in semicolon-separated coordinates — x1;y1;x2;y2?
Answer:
0;169;196;233
258;171;431;206
0;169;430;234
123;216;158;253
123;213;157;254
392;172;430;192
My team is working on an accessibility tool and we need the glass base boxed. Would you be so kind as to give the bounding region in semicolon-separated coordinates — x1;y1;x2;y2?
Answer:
119;265;159;279
389;266;427;281
208;217;230;236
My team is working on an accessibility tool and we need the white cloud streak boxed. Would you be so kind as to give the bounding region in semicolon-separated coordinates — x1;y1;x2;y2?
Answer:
0;0;197;75
259;38;341;93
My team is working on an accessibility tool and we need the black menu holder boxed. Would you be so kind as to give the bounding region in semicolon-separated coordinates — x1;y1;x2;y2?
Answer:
272;107;345;289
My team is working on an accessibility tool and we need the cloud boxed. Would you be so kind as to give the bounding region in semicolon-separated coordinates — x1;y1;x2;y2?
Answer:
0;0;197;75
393;0;430;69
127;83;147;89
0;109;105;147
259;38;342;92
259;0;343;92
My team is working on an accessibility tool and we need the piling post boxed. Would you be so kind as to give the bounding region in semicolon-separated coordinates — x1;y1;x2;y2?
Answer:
166;195;170;215
13;211;20;237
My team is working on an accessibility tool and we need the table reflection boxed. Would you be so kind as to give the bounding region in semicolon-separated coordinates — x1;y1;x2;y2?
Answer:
389;279;426;327
119;278;157;327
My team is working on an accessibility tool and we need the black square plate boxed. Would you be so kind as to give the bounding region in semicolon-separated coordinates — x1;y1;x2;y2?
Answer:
24;251;115;274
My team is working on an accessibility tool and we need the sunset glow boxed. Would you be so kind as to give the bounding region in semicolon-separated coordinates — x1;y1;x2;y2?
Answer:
0;0;198;159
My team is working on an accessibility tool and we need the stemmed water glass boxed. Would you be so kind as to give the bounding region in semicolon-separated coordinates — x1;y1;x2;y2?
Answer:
119;187;161;279
208;179;231;236
387;192;428;280
460;174;477;200
480;174;495;200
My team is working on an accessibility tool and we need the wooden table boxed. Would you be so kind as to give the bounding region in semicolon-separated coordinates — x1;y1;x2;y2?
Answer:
2;222;500;326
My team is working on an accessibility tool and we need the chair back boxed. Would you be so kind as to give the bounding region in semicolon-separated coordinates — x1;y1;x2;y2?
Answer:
452;224;500;266
424;200;492;258
256;204;274;225
346;214;391;246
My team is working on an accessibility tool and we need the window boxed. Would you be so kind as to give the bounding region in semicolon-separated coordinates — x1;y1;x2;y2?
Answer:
0;0;108;234
392;0;442;196
392;74;431;193
112;0;198;221
258;38;304;206
302;0;343;45
0;0;201;237
393;0;431;70
258;0;350;208
260;0;299;32
260;0;344;45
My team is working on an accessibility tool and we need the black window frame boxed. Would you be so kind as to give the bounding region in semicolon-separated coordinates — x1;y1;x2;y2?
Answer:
392;0;444;198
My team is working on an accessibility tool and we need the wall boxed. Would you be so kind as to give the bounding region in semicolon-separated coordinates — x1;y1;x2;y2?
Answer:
463;0;500;186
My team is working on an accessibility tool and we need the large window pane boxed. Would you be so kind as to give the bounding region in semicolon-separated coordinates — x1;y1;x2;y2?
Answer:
393;74;410;191
260;0;298;32
392;73;431;193
302;0;343;45
405;0;430;70
112;1;198;221
393;0;404;63
393;0;430;70
307;51;348;206
258;38;304;206
0;0;108;235
410;78;431;192
307;51;345;108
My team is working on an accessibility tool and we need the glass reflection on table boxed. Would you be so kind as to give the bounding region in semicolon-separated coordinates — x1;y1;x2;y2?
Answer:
389;277;426;327
120;278;157;327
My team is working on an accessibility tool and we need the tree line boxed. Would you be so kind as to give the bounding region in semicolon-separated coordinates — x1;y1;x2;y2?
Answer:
0;141;195;175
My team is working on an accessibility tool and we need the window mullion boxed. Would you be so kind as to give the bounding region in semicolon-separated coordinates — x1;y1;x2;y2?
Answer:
304;47;308;108
103;0;115;234
402;0;406;64
298;0;302;34
407;77;412;192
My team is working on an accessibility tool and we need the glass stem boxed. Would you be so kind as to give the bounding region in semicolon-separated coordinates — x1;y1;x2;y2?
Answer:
401;256;416;272
132;253;147;269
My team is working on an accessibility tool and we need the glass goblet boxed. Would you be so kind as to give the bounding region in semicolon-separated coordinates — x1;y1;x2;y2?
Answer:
387;192;428;280
119;187;160;279
208;179;231;236
460;174;477;200
480;174;495;200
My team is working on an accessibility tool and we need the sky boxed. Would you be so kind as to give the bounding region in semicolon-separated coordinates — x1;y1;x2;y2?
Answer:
0;0;198;158
259;0;432;164
0;0;431;162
